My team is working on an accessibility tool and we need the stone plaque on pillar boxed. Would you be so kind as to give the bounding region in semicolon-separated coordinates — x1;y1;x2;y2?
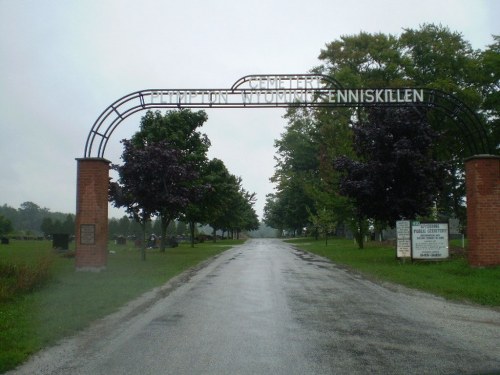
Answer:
80;224;96;245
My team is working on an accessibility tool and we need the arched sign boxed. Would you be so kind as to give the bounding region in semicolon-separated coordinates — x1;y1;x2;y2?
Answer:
76;74;497;271
84;74;493;158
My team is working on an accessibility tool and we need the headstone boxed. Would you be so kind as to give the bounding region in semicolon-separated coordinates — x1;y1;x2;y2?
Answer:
116;236;126;245
52;233;69;250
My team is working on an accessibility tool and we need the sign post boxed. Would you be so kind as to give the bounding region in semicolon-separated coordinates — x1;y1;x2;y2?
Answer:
396;220;411;259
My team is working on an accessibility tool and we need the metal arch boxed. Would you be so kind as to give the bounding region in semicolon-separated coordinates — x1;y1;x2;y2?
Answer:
83;75;494;158
421;88;491;155
84;90;146;158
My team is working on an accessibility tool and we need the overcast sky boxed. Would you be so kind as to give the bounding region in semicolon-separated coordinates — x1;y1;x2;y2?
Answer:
1;0;498;220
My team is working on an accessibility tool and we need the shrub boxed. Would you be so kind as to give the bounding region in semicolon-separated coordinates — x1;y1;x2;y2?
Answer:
0;255;54;301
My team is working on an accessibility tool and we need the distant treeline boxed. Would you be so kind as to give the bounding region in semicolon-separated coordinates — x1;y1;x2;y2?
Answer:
0;201;277;239
0;202;74;236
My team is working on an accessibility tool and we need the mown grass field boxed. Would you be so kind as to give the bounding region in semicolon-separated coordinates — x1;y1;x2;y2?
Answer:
0;239;241;373
286;237;500;307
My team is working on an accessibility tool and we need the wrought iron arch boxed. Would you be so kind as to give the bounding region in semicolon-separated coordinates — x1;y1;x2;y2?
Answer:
84;74;493;158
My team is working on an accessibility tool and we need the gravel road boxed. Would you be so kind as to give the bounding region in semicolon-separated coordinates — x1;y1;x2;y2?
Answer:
9;239;500;374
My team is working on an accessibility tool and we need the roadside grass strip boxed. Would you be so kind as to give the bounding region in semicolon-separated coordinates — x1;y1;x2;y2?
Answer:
286;238;500;307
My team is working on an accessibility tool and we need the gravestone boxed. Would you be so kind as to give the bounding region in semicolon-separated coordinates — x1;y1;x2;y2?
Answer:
52;233;69;250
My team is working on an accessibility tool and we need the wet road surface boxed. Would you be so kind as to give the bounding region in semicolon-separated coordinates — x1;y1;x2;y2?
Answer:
12;239;500;374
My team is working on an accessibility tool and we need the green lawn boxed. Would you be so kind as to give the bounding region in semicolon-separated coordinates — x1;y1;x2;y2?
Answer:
0;239;240;373
286;237;500;307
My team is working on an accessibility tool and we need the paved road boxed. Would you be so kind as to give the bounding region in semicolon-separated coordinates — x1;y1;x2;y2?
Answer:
11;239;500;374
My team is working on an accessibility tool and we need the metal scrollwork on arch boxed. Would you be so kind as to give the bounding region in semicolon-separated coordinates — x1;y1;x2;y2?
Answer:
84;74;494;158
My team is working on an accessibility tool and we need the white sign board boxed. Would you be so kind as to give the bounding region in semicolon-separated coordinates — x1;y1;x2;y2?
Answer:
396;220;411;258
411;223;449;260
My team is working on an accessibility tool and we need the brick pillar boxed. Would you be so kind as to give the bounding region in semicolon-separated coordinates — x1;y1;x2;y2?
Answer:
465;155;500;267
75;158;110;271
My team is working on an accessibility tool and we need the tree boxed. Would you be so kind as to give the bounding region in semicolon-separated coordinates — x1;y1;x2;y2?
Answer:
62;214;75;235
40;217;54;237
318;31;405;88
263;194;285;236
478;35;500;152
0;205;18;232
310;207;336;245
333;107;446;248
266;107;319;235
228;188;259;239
180;159;216;247
130;109;211;250
317;25;497;225
108;218;119;239
118;215;131;237
17;201;50;235
176;221;187;237
109;139;198;260
166;220;176;237
0;214;13;237
132;109;210;165
266;26;496;245
191;159;257;240
397;25;498;222
206;165;241;240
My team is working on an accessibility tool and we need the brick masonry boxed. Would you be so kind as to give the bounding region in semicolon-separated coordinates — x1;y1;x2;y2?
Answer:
75;158;110;271
465;155;500;266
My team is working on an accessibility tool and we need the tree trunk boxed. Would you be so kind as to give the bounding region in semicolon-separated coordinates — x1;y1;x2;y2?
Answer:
141;221;146;261
212;227;216;242
189;221;195;248
355;217;365;249
159;215;170;252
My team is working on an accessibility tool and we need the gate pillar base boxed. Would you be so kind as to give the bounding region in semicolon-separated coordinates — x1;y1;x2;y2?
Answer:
75;158;110;271
465;155;500;267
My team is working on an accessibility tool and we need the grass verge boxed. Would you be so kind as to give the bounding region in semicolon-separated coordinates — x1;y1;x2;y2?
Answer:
286;237;500;307
0;239;240;373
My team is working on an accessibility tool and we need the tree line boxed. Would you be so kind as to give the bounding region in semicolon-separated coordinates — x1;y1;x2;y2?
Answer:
0;202;74;238
108;216;204;241
264;24;499;248
0;201;214;241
